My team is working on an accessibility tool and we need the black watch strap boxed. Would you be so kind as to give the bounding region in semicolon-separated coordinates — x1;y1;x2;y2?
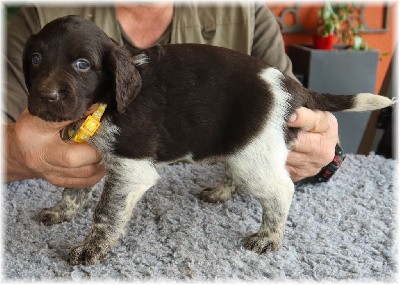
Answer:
295;144;346;186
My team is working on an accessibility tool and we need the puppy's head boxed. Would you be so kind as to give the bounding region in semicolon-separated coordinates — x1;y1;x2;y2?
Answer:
23;15;142;122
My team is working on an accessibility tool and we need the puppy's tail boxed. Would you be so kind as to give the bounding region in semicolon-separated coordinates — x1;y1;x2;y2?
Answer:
306;91;395;112
282;73;395;112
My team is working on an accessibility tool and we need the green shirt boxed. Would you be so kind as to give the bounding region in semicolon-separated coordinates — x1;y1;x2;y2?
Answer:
5;4;296;122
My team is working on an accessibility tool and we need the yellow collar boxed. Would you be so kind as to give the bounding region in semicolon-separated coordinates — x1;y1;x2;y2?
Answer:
68;103;107;142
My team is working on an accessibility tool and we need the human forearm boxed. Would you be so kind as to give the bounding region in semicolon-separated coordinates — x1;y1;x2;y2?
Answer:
252;5;298;81
6;6;42;121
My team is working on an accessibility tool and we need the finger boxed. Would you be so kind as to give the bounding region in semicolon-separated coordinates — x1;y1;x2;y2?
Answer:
45;143;103;168
289;132;320;154
286;164;320;182
286;150;325;179
287;107;316;130
289;132;334;157
286;161;321;182
288;107;336;133
286;150;310;168
288;141;333;168
61;163;105;179
286;165;305;182
287;150;325;169
35;158;104;179
75;163;105;179
46;171;105;189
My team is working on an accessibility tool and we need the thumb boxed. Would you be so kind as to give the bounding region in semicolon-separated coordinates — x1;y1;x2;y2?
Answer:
287;107;316;131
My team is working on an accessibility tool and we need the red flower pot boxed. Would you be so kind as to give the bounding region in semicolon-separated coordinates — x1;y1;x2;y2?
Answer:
313;34;335;50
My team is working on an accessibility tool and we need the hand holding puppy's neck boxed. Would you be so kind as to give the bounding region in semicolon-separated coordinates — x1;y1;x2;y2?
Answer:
115;3;173;49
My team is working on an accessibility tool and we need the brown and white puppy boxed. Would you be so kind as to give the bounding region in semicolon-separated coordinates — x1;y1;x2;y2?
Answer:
23;15;394;265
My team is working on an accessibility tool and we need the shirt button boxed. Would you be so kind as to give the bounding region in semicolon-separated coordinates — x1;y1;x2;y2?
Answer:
202;26;216;39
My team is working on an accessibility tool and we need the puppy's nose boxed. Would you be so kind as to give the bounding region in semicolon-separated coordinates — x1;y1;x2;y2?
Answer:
39;89;61;102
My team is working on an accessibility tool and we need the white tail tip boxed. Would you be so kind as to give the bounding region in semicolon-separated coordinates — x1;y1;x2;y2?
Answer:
347;93;395;112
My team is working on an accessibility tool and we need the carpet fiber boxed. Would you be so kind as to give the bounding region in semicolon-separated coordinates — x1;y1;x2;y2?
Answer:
2;154;397;282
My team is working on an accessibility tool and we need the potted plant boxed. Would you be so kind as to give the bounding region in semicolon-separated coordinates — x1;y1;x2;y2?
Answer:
314;2;368;50
289;2;381;153
313;2;340;50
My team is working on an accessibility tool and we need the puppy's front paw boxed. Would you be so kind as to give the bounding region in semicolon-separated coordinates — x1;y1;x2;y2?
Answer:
34;208;72;226
242;232;283;254
68;237;111;265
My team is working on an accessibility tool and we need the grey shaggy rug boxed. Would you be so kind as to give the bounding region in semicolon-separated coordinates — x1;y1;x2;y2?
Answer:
2;154;397;282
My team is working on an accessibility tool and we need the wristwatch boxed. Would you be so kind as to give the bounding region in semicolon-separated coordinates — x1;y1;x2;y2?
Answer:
295;144;346;185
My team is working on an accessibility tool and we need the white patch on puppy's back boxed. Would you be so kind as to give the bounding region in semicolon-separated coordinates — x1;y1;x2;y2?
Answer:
258;67;291;156
228;67;291;173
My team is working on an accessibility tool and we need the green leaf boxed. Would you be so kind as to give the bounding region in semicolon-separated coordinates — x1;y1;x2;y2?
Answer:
338;14;346;21
321;6;333;20
325;21;335;34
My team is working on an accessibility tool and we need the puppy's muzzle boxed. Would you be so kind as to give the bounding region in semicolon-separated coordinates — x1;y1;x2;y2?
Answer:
28;75;78;122
36;77;69;103
39;88;62;103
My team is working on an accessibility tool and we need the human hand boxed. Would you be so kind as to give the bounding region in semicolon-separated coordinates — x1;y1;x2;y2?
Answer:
6;107;105;188
286;107;339;182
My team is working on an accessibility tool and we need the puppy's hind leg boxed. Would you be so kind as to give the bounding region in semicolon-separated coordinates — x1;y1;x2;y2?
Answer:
68;157;159;265
228;141;294;253
241;173;294;253
199;164;239;203
34;187;94;226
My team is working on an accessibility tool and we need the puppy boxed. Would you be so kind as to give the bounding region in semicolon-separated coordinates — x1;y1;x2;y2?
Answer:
23;15;394;265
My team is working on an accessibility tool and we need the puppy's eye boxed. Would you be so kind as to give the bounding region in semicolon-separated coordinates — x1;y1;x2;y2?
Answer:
73;59;90;71
32;53;42;67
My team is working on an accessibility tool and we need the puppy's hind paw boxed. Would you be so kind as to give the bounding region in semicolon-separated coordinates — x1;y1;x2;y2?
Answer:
34;208;72;226
68;239;110;265
199;186;234;203
242;232;283;254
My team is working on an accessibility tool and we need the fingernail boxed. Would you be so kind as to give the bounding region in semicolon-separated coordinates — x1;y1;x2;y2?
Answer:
289;113;297;123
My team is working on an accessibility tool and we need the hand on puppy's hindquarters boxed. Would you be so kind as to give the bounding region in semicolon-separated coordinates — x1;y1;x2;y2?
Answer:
286;107;339;182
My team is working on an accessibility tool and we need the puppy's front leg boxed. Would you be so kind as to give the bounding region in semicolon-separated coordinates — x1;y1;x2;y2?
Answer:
68;158;159;265
35;187;94;225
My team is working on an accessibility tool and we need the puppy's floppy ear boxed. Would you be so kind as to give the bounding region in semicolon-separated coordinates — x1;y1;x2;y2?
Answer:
105;45;142;113
22;36;34;91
